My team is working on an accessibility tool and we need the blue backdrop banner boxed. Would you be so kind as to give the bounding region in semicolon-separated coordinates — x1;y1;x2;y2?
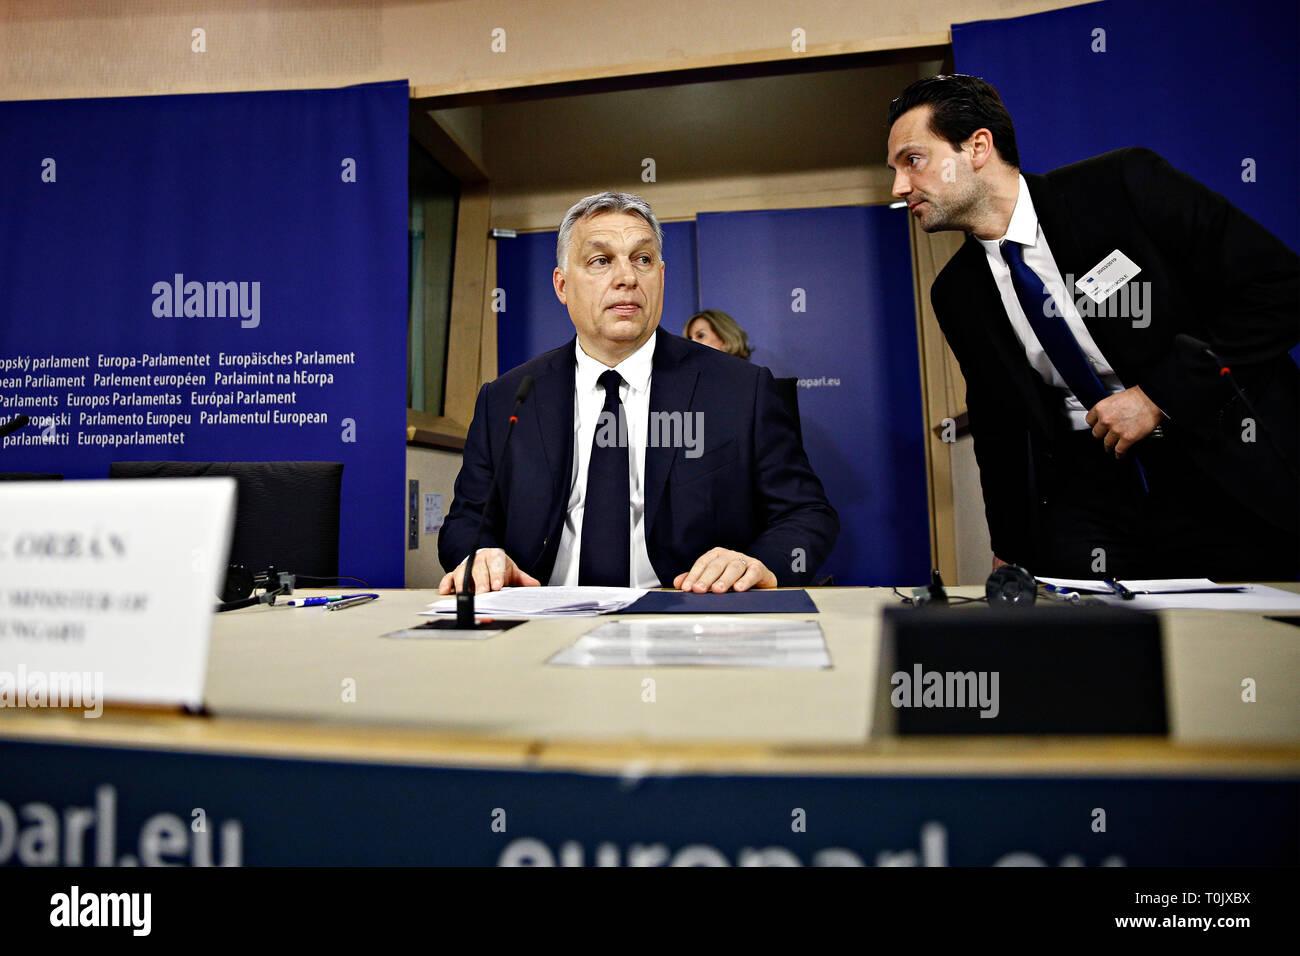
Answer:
953;0;1298;254
0;80;409;586
696;206;930;586
954;0;1300;365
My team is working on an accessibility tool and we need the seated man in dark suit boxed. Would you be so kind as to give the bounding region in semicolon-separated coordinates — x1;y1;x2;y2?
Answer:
886;74;1299;580
438;191;838;594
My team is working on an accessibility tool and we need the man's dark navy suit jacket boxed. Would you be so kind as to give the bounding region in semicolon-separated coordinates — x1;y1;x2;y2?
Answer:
438;328;839;586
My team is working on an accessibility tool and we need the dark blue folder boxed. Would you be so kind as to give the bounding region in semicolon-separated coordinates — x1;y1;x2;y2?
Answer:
621;589;817;614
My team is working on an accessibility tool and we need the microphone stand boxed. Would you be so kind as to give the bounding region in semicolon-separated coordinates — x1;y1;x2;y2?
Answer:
427;376;533;632
1178;335;1300;483
0;414;31;444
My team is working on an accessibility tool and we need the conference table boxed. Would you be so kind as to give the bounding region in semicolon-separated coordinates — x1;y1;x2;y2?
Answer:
2;586;1297;866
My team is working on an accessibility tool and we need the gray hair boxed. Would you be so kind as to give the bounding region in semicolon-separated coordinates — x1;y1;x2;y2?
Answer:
555;191;664;270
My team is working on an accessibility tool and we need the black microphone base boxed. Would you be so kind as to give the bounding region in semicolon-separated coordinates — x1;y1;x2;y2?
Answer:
409;619;526;634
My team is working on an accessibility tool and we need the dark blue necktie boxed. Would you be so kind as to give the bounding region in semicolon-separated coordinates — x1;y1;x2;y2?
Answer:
1001;240;1148;494
578;369;631;586
1001;240;1109;410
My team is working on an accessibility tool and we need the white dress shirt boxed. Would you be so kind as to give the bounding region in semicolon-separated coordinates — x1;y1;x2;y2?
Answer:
976;174;1126;430
548;334;661;587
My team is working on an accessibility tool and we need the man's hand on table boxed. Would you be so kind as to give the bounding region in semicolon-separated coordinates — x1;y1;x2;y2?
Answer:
438;548;541;594
673;547;778;593
439;546;779;595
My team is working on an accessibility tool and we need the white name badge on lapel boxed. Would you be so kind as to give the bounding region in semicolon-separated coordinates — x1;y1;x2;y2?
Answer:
0;477;235;712
1075;249;1142;304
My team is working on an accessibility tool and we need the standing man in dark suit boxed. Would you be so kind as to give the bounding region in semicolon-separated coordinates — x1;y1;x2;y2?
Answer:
438;191;838;594
887;74;1299;580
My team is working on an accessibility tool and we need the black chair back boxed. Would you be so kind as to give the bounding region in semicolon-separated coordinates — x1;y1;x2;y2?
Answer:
109;461;343;579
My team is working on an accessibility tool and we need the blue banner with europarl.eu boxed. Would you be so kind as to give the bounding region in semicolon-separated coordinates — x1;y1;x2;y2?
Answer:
1;738;1294;866
0;80;408;586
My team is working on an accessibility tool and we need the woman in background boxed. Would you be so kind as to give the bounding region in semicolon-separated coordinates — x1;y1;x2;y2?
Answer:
687;308;803;444
683;309;752;360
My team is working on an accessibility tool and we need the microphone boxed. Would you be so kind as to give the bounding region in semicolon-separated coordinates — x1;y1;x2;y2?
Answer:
1174;333;1227;370
1175;334;1299;482
454;374;534;629
0;414;30;441
911;568;949;607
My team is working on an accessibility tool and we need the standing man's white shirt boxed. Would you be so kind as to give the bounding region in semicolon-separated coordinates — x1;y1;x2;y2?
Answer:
975;174;1126;430
549;334;660;587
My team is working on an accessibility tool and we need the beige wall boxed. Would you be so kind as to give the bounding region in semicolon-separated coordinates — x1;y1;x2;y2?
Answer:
404;445;463;587
951;437;994;584
2;0;1082;102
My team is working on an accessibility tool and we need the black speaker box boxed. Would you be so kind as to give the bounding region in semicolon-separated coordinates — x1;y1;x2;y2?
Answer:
875;605;1167;735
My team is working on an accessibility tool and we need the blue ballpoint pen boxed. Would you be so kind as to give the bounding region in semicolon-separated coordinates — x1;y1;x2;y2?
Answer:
285;593;377;607
1042;584;1080;604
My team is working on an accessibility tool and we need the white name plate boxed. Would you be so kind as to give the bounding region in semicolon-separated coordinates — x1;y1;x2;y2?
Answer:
0;477;235;711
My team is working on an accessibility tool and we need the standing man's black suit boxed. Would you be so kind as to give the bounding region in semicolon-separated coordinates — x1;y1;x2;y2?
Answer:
932;147;1299;579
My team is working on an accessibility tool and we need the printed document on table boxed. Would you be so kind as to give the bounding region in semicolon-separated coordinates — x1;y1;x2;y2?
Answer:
547;616;831;668
423;586;648;618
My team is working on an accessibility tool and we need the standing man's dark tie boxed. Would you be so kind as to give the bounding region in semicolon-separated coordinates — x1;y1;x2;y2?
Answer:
1001;240;1148;494
1001;240;1109;410
578;369;631;586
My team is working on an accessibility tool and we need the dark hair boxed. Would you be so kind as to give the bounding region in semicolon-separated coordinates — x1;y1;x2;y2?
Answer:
887;74;1020;169
557;191;663;269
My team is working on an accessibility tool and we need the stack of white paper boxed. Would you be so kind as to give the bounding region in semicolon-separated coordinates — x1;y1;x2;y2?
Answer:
1036;576;1245;595
1090;586;1300;611
1036;577;1300;611
422;586;648;618
547;617;831;668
